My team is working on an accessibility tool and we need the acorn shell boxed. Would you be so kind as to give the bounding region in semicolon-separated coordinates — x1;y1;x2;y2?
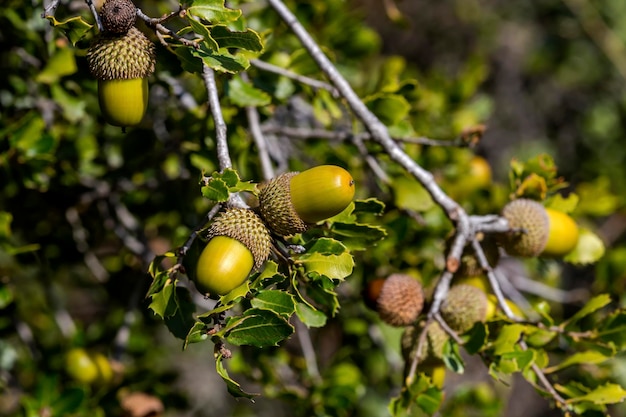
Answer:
98;78;148;127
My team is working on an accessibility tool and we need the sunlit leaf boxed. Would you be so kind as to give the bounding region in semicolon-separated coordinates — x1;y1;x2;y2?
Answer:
36;47;77;84
45;15;93;46
228;75;271;107
564;228;606;265
544;351;609;374
184;321;210;348
187;0;242;23
201;178;230;201
567;383;626;405
297;251;354;280
562;293;611;330
392;175;434;212
251;290;296;318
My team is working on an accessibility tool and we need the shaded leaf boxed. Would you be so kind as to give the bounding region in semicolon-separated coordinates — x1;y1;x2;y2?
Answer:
295;302;327;328
164;287;197;340
211;25;263;51
45;15;93;46
222;308;294;347
184;321;210;348
215;354;258;399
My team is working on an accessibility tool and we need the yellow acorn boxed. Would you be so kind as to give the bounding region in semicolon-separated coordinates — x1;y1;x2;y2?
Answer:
542;208;579;257
258;165;355;236
195;208;272;298
87;26;155;130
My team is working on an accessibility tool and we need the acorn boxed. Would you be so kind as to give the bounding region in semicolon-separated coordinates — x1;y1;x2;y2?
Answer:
543;208;579;257
86;26;155;130
195;208;272;298
100;0;136;35
499;199;550;257
401;321;449;365
376;273;424;327
258;165;355;236
440;284;488;333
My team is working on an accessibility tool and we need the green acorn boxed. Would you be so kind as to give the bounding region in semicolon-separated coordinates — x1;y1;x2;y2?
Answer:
376;273;424;327
440;284;488;333
499;198;550;257
195;208;272;298
258;165;355;236
100;0;137;35
87;26;155;130
401;321;449;365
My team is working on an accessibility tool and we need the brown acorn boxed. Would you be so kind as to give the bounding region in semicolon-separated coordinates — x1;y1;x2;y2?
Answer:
376;273;424;327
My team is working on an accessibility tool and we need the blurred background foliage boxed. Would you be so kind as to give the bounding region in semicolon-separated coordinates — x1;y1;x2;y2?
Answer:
1;0;626;416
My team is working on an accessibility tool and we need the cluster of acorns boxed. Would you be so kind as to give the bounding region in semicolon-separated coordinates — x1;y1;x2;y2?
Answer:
87;0;155;130
193;165;356;298
364;197;580;388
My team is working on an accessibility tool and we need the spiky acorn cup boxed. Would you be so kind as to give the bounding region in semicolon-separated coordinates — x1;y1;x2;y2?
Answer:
401;321;449;365
195;208;272;298
258;165;355;236
440;284;488;333
499;199;550;257
87;24;155;130
376;274;424;327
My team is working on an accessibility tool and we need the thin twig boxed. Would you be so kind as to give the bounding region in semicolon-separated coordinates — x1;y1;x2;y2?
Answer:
136;7;198;48
203;65;231;171
251;58;339;97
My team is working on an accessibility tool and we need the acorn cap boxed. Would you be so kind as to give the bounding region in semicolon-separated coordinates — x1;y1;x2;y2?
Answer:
208;207;272;269
377;273;424;327
100;0;137;34
258;171;309;236
500;199;550;257
87;27;155;80
440;284;488;333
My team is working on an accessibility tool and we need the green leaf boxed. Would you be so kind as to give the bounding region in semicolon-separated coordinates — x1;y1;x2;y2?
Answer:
389;373;443;416
297;251;354;280
187;18;219;50
51;387;85;414
250;290;296;318
364;93;411;126
329;223;388;251
45;15;93;46
305;237;348;255
222;308;294;347
184;321;210;348
164;287;197;340
0;212;13;240
148;277;177;318
564;228;606;265
201;178;230;201
392;176;435;212
228;75;271;107
36;47;77;84
295;302;327;328
210;25;263;51
567;383;626;405
191;44;250;73
215;354;258;399
462;322;488;354
353;198;386;216
544;351;609;374
545;192;579;214
493;323;526;355
562;293;612;330
442;339;464;374
187;0;242;23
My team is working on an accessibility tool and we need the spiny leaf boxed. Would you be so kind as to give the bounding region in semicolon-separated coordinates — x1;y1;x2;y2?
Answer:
251;290;296;318
210;25;263;52
562;293;612;330
215;354;258;399
45;15;93;46
222;308;294;347
187;0;242;23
